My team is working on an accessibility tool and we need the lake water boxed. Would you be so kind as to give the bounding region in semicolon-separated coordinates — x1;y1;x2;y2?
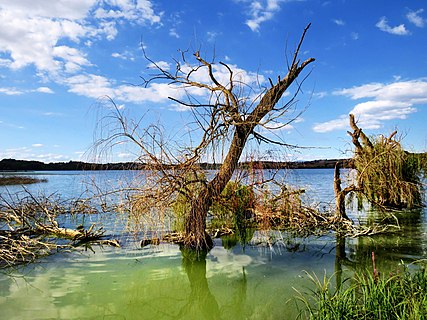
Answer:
1;169;426;319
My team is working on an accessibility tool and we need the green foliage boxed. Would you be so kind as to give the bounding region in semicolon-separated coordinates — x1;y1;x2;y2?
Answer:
172;178;255;237
355;135;424;209
209;181;255;229
171;171;206;232
297;263;427;319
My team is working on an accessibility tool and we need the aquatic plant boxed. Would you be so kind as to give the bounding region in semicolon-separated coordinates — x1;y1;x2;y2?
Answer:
296;258;427;319
209;181;255;229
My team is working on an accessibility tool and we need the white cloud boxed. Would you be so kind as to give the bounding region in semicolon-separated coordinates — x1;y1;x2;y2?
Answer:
169;28;180;38
112;51;135;61
238;0;303;32
93;0;161;24
313;116;347;133
0;0;161;76
0;86;54;95
65;74;114;98
351;32;359;40
53;45;91;73
0;0;97;20
63;62;265;106
0;145;71;162
246;1;277;32
207;31;221;42
0;87;24;95
407;9;426;28
313;79;427;132
376;16;410;35
35;87;54;94
333;19;345;26
147;61;170;71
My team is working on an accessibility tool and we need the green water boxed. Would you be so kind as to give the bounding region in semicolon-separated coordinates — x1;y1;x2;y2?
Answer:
0;235;343;320
1;170;426;319
2;227;426;320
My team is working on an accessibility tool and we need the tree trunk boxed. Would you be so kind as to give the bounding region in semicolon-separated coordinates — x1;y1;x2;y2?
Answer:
184;29;315;250
185;127;249;250
334;163;349;220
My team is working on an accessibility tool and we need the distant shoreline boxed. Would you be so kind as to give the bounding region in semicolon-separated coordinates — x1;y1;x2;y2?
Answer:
0;158;353;171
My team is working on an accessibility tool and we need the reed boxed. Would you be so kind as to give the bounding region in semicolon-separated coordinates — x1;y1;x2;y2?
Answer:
297;260;427;319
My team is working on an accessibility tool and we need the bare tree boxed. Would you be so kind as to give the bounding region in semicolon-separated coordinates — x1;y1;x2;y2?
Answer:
95;24;315;251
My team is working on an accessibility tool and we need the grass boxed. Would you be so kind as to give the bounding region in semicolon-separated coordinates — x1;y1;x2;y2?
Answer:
0;175;47;186
296;258;427;319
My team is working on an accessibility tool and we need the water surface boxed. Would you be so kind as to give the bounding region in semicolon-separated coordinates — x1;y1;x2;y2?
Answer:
0;169;426;319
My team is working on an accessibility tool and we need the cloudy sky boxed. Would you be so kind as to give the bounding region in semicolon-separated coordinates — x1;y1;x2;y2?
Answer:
1;0;426;163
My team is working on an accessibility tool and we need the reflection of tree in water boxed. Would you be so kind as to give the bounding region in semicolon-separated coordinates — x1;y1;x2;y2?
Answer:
334;207;425;287
178;247;220;320
178;247;248;320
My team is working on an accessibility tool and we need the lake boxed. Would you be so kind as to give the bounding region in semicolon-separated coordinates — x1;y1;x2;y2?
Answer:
0;169;426;319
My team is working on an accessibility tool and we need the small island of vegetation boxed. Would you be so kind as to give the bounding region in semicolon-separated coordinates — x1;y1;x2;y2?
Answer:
0;175;47;186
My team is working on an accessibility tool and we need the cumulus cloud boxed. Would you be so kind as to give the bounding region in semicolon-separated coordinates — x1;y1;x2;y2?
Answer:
313;79;427;132
376;16;410;35
35;87;54;94
93;0;161;24
64;62;265;106
0;0;161;75
245;0;279;32
407;9;426;28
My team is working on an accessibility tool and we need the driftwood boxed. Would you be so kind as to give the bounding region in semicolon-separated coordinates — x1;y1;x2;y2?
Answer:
0;193;120;268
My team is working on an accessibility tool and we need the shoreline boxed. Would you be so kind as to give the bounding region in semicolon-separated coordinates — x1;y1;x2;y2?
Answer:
0;158;353;171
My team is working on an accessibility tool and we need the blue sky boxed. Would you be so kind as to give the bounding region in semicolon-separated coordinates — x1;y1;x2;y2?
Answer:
1;0;427;163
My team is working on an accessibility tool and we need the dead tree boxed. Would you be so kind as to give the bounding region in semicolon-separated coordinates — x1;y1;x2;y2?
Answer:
334;113;423;218
334;161;358;220
95;24;315;251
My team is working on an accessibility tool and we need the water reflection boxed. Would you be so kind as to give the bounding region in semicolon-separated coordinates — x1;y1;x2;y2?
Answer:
178;247;249;320
333;206;427;291
1;170;427;319
179;248;221;319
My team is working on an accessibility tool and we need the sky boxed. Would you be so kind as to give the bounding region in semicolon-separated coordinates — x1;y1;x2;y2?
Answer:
1;0;427;163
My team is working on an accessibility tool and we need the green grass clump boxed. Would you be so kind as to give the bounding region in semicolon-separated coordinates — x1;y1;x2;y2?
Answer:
297;263;427;319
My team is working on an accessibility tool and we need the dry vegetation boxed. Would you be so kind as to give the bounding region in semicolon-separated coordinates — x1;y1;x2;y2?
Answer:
0;192;118;268
0;175;47;186
335;114;425;215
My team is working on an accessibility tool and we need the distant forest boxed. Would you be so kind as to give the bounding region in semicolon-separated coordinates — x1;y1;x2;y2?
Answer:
0;158;353;171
